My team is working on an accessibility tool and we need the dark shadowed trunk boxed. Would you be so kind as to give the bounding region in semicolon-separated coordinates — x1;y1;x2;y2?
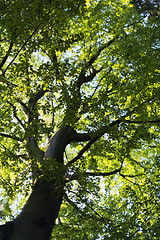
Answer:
0;126;90;240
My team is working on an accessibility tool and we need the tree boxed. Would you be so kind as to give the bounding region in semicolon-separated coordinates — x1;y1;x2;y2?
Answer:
0;0;159;239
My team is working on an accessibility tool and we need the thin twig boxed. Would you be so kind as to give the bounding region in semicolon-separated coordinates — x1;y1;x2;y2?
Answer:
0;133;23;142
85;167;122;177
0;107;11;119
125;119;160;124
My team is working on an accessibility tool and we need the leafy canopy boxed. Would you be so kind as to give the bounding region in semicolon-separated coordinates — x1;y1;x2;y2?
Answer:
0;0;160;239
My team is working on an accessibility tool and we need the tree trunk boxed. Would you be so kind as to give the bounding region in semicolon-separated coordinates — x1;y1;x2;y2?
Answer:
0;126;90;240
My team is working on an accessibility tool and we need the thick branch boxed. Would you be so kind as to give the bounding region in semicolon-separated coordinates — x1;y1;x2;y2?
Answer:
63;39;115;123
67;119;121;166
17;99;31;116
7;101;25;129
77;38;115;88
77;66;103;88
45;126;90;163
68;98;152;166
17;89;47;133
87;38;115;67
29;136;44;162
29;89;48;104
50;50;60;77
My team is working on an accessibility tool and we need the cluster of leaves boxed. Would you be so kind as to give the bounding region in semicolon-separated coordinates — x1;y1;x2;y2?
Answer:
0;0;160;239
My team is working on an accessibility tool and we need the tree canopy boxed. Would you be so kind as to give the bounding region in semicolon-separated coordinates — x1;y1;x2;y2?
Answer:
0;0;160;239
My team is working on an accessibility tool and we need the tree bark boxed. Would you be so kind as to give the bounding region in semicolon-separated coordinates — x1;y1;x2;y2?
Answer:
0;126;90;240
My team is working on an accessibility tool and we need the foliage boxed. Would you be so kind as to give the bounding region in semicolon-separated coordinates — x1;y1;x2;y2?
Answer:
0;0;160;239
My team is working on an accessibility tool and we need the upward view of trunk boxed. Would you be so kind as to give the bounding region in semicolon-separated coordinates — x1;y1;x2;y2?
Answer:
0;126;90;240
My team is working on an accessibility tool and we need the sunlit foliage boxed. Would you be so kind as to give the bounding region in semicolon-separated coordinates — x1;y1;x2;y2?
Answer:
0;0;159;239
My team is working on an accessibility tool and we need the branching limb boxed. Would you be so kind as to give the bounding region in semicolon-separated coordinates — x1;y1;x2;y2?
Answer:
0;42;13;71
62;39;115;124
67;119;121;166
3;24;39;75
68;97;154;166
90;65;114;98
45;126;91;163
120;173;145;178
77;66;103;88
7;101;25;129
49;50;73;124
66;39;115;124
86;38;115;68
27;136;44;180
66;163;123;182
17;99;31;116
130;157;147;171
0;133;23;142
76;38;115;89
125;119;160;124
29;88;49;105
69;130;91;143
29;136;44;162
65;189;109;223
50;50;60;77
90;75;105;99
85;167;122;177
83;161;123;178
17;88;48;117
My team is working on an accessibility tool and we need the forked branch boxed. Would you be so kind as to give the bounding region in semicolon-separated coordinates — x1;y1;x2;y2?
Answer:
77;38;115;89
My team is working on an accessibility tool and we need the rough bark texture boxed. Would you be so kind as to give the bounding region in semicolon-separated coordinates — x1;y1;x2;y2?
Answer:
0;126;90;240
